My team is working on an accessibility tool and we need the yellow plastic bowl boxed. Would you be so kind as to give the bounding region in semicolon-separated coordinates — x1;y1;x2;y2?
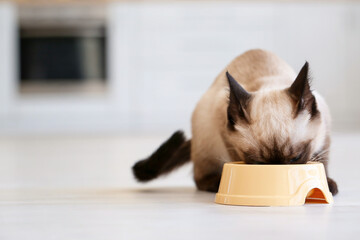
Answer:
215;162;333;206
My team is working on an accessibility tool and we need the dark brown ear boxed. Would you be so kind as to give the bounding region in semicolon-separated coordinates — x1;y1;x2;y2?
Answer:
288;62;319;118
226;71;251;128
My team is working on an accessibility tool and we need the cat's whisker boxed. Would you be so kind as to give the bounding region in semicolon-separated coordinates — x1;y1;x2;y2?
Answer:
310;149;330;162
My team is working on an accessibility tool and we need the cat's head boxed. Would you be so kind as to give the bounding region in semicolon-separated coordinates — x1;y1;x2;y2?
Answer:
224;62;326;164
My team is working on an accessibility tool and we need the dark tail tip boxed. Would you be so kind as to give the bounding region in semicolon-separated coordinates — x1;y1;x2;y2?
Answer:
132;130;186;182
132;159;159;182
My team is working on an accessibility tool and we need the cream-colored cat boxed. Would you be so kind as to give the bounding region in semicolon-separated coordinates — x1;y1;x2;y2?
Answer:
132;49;338;195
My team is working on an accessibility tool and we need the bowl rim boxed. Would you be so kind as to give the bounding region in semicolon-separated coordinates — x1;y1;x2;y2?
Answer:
225;161;323;167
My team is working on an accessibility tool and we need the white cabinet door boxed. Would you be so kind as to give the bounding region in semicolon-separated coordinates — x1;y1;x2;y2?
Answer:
110;3;275;132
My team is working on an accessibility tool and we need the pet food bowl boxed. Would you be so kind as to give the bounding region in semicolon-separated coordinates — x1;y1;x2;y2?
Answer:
215;162;333;206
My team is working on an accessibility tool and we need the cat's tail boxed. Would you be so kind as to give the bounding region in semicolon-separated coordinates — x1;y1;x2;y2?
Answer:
132;130;191;182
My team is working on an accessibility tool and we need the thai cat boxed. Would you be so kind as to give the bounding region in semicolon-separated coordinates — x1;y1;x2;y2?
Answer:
132;49;338;195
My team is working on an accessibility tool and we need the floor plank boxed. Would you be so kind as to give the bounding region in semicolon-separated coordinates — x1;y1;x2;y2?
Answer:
0;133;358;239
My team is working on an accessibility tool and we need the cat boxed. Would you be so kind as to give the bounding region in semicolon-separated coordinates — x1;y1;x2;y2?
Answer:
132;49;338;195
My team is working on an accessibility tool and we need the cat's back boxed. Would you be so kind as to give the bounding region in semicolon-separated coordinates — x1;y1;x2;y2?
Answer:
216;49;296;92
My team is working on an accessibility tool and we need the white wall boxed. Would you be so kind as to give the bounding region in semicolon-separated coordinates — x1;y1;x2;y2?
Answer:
111;2;360;133
0;2;359;134
0;2;16;118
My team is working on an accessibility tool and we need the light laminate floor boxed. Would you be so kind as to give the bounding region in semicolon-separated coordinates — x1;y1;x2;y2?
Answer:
0;133;359;240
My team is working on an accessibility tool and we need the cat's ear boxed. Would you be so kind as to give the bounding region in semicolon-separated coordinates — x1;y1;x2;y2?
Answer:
288;62;319;118
226;71;251;128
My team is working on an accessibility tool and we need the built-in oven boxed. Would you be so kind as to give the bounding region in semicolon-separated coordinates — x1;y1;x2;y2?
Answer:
18;4;107;95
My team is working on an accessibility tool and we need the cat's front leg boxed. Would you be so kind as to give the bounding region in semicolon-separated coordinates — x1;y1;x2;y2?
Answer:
327;177;338;195
317;137;338;195
322;161;338;195
193;160;223;193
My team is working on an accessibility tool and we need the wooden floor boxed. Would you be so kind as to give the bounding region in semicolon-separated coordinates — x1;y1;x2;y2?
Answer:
0;133;359;239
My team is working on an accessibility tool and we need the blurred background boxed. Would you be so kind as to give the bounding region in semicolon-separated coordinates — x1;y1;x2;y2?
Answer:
1;0;360;135
0;0;359;188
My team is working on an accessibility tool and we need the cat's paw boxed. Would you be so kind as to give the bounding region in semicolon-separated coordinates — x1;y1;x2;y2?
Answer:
327;177;338;195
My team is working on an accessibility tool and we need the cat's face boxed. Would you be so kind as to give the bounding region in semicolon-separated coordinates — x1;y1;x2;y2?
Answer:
224;63;324;164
